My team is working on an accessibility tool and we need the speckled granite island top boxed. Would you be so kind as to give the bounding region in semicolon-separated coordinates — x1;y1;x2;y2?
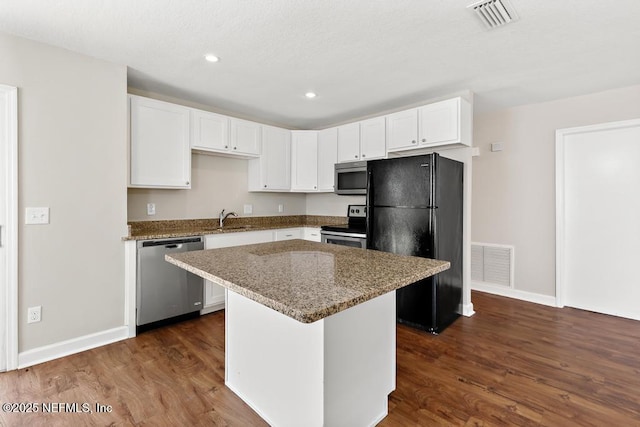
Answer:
165;239;449;323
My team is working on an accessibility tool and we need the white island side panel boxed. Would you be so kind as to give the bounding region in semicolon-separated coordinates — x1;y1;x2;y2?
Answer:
225;289;396;427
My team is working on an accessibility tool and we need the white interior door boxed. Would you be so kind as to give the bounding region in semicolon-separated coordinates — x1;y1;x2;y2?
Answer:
0;85;18;371
556;119;640;320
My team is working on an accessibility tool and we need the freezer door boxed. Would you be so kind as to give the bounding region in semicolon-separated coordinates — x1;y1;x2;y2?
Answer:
367;154;434;208
367;206;433;258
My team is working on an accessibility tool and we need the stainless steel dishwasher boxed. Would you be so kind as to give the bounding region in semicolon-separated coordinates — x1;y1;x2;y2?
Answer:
136;236;204;328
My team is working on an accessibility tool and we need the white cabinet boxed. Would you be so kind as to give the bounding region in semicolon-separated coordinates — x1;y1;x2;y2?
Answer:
337;119;386;163
230;118;261;156
337;123;360;163
317;127;338;192
359;117;387;160
291;131;319;191
386;97;470;152
274;228;303;241
303;227;322;242
129;95;191;188
248;126;291;191
190;109;229;152
202;230;274;313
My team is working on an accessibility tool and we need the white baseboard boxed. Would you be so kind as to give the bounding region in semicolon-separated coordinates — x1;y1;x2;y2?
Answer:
18;326;129;369
201;301;225;315
472;282;557;307
461;302;475;317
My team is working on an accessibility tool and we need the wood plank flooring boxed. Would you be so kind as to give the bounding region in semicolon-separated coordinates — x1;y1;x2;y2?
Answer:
1;291;639;426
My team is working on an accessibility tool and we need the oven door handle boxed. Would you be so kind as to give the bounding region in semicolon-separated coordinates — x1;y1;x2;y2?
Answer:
320;231;367;239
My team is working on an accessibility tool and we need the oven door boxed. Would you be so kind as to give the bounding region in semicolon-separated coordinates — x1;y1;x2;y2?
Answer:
321;231;367;249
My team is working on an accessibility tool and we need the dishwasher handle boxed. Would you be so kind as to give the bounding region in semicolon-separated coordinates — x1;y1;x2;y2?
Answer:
140;236;203;248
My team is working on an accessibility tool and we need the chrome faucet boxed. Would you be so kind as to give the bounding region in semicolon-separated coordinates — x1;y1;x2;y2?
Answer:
219;209;238;227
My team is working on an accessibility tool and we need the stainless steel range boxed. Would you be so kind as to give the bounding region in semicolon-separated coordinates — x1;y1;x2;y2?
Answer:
320;204;367;249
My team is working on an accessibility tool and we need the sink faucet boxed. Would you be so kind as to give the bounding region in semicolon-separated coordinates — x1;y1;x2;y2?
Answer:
219;209;238;227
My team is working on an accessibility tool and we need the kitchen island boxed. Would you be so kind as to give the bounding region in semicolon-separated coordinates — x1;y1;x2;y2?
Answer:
166;239;449;426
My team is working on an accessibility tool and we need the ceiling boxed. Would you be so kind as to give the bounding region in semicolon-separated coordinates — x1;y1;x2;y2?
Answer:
1;0;639;129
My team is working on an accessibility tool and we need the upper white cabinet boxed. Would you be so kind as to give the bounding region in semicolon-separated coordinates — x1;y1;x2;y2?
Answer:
129;95;191;189
359;117;387;160
248;125;291;191
291;131;319;191
337;119;386;163
386;97;470;152
191;110;229;152
317;127;338;192
230;118;261;156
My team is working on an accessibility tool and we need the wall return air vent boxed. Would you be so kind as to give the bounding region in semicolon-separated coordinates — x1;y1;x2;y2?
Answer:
467;0;519;29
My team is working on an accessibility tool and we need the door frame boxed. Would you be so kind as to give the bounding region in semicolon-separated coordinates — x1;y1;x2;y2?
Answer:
555;118;640;309
1;84;18;371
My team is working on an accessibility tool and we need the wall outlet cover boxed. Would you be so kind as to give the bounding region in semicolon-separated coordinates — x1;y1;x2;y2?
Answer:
27;306;42;323
147;203;156;216
25;207;49;225
243;204;253;214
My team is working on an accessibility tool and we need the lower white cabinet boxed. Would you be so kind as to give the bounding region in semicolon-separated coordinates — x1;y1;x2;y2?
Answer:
303;227;322;242
274;228;303;241
202;228;314;312
202;230;274;313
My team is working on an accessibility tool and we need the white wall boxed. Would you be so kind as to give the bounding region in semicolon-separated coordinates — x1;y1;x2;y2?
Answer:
472;85;640;298
0;33;128;352
128;153;307;220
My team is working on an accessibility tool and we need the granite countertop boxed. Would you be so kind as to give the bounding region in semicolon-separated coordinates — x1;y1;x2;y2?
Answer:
165;239;450;323
123;215;347;241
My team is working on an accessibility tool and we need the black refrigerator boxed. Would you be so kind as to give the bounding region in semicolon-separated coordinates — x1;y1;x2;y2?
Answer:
366;153;463;334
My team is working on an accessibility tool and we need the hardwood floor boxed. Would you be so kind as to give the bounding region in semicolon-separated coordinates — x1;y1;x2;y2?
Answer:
1;291;639;426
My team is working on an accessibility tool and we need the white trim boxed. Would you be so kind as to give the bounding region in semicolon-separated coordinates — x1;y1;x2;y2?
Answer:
461;302;475;317
1;85;18;371
472;281;557;307
201;300;225;315
124;240;137;338
18;326;129;369
555;118;640;309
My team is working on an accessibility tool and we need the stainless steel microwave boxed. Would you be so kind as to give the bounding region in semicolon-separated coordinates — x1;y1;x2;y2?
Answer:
334;161;367;195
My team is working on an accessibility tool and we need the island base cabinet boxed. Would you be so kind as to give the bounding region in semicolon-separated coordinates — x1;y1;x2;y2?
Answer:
225;289;396;427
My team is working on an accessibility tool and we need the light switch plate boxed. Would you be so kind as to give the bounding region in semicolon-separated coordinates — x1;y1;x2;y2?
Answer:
278;204;284;213
491;142;504;152
147;203;156;216
25;207;49;225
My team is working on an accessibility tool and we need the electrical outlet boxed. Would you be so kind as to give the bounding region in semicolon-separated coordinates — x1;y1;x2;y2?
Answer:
25;207;49;225
147;203;156;216
243;204;253;214
27;306;41;323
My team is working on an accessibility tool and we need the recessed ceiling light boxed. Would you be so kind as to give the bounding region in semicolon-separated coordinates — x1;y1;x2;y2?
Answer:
204;54;220;63
305;92;317;99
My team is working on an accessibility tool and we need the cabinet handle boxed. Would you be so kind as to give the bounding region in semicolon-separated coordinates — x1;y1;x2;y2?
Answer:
362;154;366;158
264;185;267;188
186;181;190;185
233;147;237;150
225;145;228;149
412;140;417;144
422;138;426;143
354;155;358;158
314;186;317;189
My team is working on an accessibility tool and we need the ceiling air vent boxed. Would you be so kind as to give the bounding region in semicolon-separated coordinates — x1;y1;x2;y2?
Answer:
467;0;518;29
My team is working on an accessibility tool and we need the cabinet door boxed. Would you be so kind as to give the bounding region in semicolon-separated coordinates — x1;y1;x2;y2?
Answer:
360;117;386;160
230;118;261;156
317;127;338;192
291;131;319;191
191;109;229;152
337;123;361;163
386;108;419;152
261;125;291;191
129;95;191;188
418;98;460;146
274;228;303;241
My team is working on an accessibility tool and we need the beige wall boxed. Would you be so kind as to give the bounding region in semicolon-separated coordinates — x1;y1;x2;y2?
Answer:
472;85;640;297
305;194;365;216
128;153;307;220
0;33;128;351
